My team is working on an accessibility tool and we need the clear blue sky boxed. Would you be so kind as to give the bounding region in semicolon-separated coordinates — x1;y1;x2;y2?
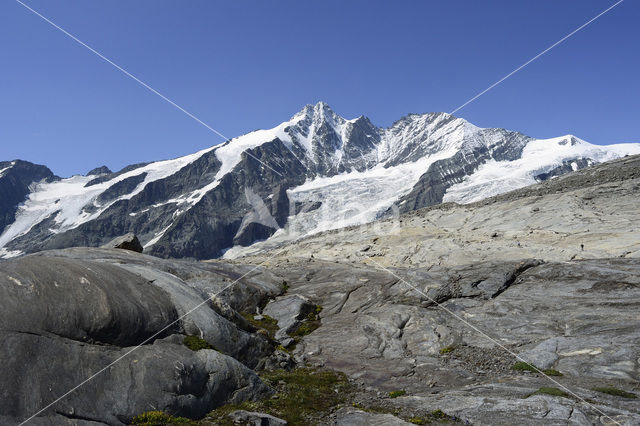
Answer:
1;0;638;177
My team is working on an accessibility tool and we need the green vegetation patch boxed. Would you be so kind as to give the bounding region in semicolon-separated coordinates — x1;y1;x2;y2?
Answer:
310;304;323;319
131;411;197;425
592;386;637;399
352;403;461;424
429;409;449;419
439;345;456;355
290;304;323;339
512;361;537;372
290;321;320;337
207;368;353;426
530;387;570;398
408;409;457;424
183;335;213;352
388;390;407;398
511;362;562;376
241;312;280;339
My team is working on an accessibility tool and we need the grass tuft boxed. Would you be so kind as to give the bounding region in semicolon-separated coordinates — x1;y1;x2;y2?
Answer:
530;387;570;398
207;368;352;426
430;409;449;419
291;321;320;337
511;361;536;372
439;345;456;355
241;312;280;339
407;409;456;424
290;305;323;338
512;362;562;376
131;411;196;425
388;390;407;398
592;386;637;399
183;335;213;352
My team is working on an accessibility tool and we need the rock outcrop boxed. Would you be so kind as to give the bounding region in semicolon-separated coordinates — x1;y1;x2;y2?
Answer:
0;248;283;425
102;232;144;253
2;104;637;260
263;294;316;344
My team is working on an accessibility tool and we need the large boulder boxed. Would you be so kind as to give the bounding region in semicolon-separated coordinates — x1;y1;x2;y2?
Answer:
0;249;277;424
102;232;143;253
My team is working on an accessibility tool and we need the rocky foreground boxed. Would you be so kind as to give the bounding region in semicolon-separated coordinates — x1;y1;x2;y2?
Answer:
2;155;640;425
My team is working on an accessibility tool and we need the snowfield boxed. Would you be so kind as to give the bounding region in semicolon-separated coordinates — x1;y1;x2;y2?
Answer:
443;135;640;204
1;102;639;259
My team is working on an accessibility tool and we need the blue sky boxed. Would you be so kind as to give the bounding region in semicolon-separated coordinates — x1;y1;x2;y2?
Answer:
1;0;638;177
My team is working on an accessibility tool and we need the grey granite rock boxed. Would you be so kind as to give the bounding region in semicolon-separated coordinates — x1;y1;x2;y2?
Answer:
333;407;412;425
102;232;143;253
262;294;316;342
0;248;277;425
227;410;287;425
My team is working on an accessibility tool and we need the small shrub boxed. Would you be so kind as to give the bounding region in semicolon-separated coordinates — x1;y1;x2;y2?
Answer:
531;387;569;398
388;390;406;398
131;411;196;425
592;386;637;399
183;335;213;351
542;368;563;376
409;417;427;425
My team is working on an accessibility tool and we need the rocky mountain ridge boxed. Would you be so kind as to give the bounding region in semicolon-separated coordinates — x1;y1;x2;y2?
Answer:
1;102;638;260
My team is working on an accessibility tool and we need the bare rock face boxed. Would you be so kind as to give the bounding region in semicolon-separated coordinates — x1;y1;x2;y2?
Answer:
333;407;412;425
227;410;287;425
263;294;316;343
260;257;640;425
102;232;143;253
0;248;282;425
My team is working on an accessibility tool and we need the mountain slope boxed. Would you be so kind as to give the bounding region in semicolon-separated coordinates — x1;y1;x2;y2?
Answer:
1;102;639;259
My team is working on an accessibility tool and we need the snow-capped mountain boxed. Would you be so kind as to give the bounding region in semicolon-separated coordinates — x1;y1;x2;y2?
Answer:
1;102;638;260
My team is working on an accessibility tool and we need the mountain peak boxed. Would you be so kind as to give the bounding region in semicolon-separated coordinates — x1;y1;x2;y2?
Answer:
2;105;638;262
293;101;339;121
